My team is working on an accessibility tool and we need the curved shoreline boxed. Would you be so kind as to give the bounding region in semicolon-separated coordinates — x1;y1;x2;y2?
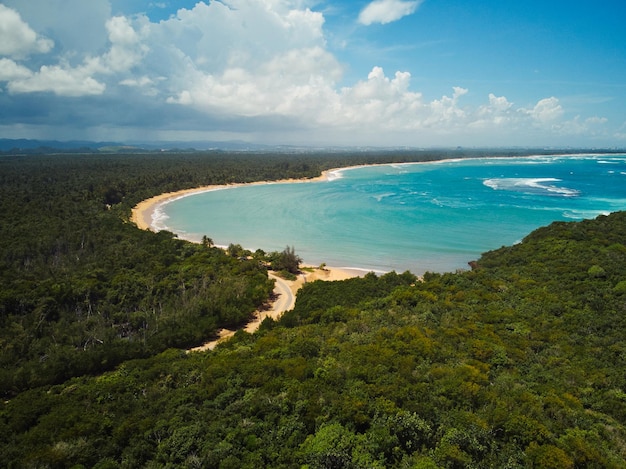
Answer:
130;162;415;234
131;171;367;351
131;172;330;232
130;168;375;277
130;154;590;269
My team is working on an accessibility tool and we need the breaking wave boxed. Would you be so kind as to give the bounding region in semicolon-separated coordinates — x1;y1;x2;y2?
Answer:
483;178;580;197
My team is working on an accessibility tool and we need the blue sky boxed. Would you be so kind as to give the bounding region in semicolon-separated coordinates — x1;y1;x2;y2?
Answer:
0;0;624;147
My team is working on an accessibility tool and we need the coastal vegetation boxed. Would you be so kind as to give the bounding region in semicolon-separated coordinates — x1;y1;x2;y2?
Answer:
1;150;625;467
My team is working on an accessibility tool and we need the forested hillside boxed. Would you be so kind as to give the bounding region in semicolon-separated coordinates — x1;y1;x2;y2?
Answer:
1;152;625;467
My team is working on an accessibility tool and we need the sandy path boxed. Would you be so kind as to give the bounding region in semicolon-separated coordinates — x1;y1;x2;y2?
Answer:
187;266;363;352
187;273;292;352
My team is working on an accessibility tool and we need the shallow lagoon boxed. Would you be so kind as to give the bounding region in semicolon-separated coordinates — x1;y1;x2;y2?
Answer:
155;155;626;275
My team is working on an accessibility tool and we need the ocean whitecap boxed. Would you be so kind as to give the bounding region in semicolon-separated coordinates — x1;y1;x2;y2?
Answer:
483;178;579;197
373;192;396;202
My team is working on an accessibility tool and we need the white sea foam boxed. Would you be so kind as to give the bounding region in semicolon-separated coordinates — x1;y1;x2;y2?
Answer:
325;169;344;181
483;178;579;197
562;209;611;220
151;205;170;231
373;192;395;202
585;196;626;206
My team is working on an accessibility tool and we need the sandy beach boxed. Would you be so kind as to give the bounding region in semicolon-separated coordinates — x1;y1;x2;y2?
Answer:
132;186;213;231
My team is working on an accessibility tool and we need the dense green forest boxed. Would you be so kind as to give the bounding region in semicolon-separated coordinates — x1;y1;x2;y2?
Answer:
1;151;625;467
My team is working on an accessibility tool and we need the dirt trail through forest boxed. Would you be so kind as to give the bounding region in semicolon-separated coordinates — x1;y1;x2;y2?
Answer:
187;267;363;352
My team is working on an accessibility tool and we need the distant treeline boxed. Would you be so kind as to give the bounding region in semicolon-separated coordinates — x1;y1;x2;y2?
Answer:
1;151;625;467
3;138;624;155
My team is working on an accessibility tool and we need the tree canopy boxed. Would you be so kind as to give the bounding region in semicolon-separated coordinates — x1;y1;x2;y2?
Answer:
1;150;625;467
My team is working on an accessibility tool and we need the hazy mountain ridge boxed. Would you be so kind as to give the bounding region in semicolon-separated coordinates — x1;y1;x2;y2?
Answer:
1;138;624;155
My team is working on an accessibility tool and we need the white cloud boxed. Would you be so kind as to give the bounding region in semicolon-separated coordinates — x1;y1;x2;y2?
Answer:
358;0;422;26
120;76;155;87
7;64;105;97
527;97;564;123
101;16;149;72
2;0;110;55
553;115;611;138
164;49;606;144
615;122;626;141
107;15;140;45
335;67;422;128
160;1;334;115
0;1;613;146
156;0;325;73
471;94;514;127
423;86;468;127
486;93;513;113
0;10;145;97
167;46;342;117
0;4;53;57
119;75;162;96
0;58;33;81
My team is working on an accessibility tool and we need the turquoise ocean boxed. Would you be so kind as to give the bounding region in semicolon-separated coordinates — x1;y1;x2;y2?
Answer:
153;155;626;275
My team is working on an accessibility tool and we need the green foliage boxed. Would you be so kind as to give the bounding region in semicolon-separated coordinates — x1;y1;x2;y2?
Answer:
588;264;607;278
275;269;298;281
2;152;626;468
613;280;626;294
269;245;302;275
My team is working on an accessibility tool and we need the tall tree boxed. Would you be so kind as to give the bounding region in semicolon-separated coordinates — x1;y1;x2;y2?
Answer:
272;245;302;274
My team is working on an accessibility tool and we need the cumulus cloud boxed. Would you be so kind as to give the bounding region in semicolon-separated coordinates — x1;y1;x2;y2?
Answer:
0;3;105;96
0;4;53;57
156;0;325;72
424;86;467;126
7;64;106;97
334;67;421;127
486;93;513;113
167;46;342;118
100;16;149;72
0;9;145;96
0;58;33;81
161;1;334;116
358;0;423;25
527;97;564;123
471;94;515;128
0;0;612;145
2;0;111;56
